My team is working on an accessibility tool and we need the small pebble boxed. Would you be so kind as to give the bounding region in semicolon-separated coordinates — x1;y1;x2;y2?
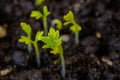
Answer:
96;32;102;39
61;35;70;42
101;57;113;66
0;26;7;38
0;67;13;76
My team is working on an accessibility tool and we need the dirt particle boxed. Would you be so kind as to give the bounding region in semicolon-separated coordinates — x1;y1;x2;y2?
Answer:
96;32;102;39
101;57;113;66
0;67;13;76
61;34;70;42
0;25;7;38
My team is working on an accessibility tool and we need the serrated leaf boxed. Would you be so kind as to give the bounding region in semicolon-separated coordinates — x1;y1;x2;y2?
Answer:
63;11;74;21
20;22;32;34
43;6;50;16
50;47;59;54
19;36;32;44
48;28;60;42
30;10;43;19
41;28;62;50
35;31;43;41
55;31;60;39
41;37;52;48
42;44;50;48
49;28;55;36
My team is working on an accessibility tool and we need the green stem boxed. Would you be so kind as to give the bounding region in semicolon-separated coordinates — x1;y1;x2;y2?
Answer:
33;41;40;66
72;21;79;44
43;17;48;36
27;34;32;53
59;45;65;78
75;31;79;44
28;43;32;53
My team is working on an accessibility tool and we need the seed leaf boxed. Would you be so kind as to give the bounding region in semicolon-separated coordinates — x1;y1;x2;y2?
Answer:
19;36;32;44
20;22;32;34
43;6;50;17
30;10;43;19
35;31;44;41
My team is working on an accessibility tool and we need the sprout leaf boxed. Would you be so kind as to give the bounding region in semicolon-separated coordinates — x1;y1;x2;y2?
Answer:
19;36;32;44
20;22;31;34
30;10;43;19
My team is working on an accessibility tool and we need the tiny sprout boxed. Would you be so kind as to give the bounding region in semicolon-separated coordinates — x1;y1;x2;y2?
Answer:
30;6;50;36
20;22;32;53
63;11;82;44
19;22;43;66
51;19;63;30
35;0;44;6
41;28;65;78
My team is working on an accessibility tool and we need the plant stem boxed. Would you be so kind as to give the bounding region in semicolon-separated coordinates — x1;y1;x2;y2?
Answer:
28;43;32;53
75;31;79;44
72;21;79;45
28;34;32;53
59;45;65;78
43;17;48;36
33;41;40;66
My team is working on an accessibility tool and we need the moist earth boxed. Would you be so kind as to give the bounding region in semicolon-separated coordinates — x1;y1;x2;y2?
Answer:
0;0;120;80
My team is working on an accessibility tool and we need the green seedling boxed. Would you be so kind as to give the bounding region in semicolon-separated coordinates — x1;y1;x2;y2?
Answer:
20;22;32;53
19;22;43;66
41;28;65;78
35;0;44;6
51;19;63;30
63;11;82;44
30;6;50;36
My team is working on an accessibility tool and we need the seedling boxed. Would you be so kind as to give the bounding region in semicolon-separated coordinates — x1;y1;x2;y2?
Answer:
20;22;32;53
63;11;82;44
41;28;65;78
35;0;44;6
30;6;50;36
51;19;63;30
19;22;43;66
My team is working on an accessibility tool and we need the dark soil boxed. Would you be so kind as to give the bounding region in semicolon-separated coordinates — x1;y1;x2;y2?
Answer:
0;0;120;80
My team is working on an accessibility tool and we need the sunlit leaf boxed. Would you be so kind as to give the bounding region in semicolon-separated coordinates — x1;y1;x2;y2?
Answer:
30;10;43;19
41;28;62;54
43;6;51;16
19;36;32;44
63;21;71;26
35;31;44;41
63;11;74;21
20;22;31;34
50;47;59;54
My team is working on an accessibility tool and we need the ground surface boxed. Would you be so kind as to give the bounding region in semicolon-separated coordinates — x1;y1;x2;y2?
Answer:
0;0;120;80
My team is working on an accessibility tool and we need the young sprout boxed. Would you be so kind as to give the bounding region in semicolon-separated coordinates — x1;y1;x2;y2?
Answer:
41;28;65;78
63;11;82;44
30;6;50;36
51;19;63;30
19;22;43;66
20;22;32;53
35;0;44;6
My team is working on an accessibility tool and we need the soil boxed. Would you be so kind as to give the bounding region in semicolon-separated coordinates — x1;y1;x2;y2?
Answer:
0;0;120;80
